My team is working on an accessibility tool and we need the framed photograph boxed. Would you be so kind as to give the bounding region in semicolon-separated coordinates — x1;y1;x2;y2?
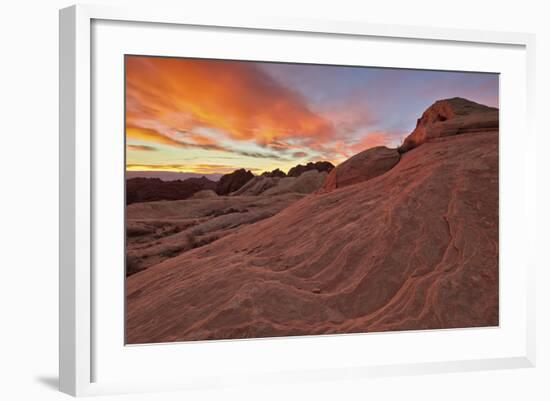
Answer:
59;4;536;396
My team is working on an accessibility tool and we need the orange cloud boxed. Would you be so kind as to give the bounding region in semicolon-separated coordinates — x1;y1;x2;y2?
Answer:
125;56;335;147
126;125;185;147
126;123;258;156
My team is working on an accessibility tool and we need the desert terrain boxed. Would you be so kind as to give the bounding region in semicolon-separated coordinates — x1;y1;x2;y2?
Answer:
126;97;499;344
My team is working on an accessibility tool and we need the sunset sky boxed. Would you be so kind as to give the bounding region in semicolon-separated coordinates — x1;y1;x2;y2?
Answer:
126;56;498;175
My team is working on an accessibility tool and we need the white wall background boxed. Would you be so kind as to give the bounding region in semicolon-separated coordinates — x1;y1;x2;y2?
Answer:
0;0;547;399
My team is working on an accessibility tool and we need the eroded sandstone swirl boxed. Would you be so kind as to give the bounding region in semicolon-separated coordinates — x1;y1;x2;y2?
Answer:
126;122;498;343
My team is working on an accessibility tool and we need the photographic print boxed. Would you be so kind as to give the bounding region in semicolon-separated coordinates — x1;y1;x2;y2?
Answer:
125;55;499;344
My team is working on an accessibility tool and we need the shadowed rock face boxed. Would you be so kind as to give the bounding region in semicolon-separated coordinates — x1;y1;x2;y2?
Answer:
216;169;254;195
287;161;334;177
261;168;286;178
320;146;400;192
400;97;498;152
126;176;216;204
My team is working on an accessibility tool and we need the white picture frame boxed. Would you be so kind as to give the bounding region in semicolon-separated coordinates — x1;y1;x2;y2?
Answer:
59;4;536;397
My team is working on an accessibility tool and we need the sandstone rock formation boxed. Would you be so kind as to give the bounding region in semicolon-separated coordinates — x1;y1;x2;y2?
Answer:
232;170;328;197
230;176;281;196
263;170;328;196
320;146;400;192
287;161;334;177
399;97;498;152
126;176;216;204
126;192;303;276
261;168;286;178
215;169;254;195
127;131;499;343
126;98;500;343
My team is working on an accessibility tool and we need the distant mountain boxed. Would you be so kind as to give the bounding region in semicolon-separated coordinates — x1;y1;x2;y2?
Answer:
126;176;217;204
126;171;222;182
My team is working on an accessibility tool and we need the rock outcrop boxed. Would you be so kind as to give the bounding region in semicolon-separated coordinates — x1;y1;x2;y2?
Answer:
261;168;286;178
231;170;328;196
126;192;303;276
215;169;254;195
263;170;328;196
126;176;217;204
320;97;498;193
287;161;334;177
399;97;498;152
230;176;281;196
320;146;400;192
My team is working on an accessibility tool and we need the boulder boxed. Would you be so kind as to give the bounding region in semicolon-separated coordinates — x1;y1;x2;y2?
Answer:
320;146;400;192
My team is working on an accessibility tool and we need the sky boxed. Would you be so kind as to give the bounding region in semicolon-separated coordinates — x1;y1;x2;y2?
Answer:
126;55;498;175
